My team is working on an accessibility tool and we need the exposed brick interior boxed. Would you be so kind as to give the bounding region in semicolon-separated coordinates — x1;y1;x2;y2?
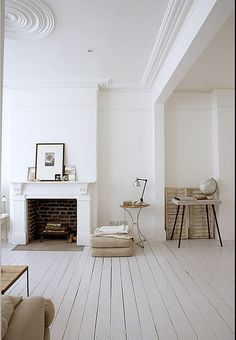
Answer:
28;200;37;241
27;199;77;241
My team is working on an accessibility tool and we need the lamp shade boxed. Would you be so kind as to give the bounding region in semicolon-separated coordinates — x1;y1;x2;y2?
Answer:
133;178;141;187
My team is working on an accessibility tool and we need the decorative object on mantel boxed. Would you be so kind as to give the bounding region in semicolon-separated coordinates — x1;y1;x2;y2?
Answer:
63;174;69;181
133;177;148;203
55;174;62;181
35;143;65;181
27;167;36;181
197;177;218;199
64;166;76;181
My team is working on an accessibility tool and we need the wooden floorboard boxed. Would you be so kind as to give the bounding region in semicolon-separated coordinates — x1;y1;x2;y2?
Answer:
1;239;235;340
110;257;126;340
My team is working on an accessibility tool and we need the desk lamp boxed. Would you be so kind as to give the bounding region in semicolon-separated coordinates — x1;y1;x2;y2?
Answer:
133;178;148;203
2;195;7;213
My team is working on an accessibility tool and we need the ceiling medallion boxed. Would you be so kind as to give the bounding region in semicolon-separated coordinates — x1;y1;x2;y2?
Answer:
5;0;55;40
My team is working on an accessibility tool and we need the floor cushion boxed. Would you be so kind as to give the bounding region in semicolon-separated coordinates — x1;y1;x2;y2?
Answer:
91;246;134;257
91;233;134;257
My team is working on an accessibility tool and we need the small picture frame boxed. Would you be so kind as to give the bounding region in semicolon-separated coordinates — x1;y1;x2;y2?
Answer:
63;174;69;181
64;166;76;181
35;143;65;181
55;174;62;181
27;167;36;181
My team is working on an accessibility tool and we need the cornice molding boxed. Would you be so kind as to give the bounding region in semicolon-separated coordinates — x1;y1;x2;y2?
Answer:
4;78;111;89
175;86;235;93
141;0;195;88
99;84;151;93
4;78;151;93
5;0;55;40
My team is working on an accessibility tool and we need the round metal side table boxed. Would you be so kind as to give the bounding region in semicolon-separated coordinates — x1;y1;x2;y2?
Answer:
119;203;150;248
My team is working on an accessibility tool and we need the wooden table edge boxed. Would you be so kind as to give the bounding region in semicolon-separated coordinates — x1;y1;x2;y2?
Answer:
1;265;29;295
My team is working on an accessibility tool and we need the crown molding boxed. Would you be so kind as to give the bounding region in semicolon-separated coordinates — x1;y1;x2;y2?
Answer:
175;86;235;94
3;78;151;93
99;83;151;93
174;83;235;93
5;0;55;40
141;0;195;88
4;78;111;89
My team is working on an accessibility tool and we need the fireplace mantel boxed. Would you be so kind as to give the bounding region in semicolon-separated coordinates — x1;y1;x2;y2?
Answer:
10;181;94;245
11;181;89;196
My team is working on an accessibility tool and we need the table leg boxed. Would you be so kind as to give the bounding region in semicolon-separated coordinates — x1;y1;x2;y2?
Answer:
212;205;223;247
5;220;8;241
137;208;146;240
205;205;211;239
178;205;185;248
123;207;134;231
171;205;180;240
136;208;145;248
122;206;146;248
26;267;29;297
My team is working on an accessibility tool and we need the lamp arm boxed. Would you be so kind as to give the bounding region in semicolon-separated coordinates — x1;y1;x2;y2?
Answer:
140;180;147;202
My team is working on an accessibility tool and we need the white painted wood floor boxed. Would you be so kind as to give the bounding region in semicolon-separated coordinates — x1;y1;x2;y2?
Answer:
1;239;235;340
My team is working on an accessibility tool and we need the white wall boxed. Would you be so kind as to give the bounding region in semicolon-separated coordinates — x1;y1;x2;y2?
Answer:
97;91;157;238
2;86;98;228
165;92;213;186
153;102;166;240
164;90;235;240
4;87;97;182
2;87;234;241
0;0;4;222
1;90;10;212
212;89;235;240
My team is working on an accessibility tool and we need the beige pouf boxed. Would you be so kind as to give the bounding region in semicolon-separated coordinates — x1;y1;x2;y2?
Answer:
91;234;134;257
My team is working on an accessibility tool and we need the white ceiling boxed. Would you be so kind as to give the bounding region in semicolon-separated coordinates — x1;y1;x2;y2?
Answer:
3;0;169;86
3;0;235;91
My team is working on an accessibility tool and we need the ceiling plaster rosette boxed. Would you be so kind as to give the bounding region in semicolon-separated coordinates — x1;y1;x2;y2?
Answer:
5;0;55;40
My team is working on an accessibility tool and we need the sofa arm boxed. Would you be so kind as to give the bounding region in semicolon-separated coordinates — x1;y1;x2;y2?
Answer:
44;298;55;328
3;297;54;340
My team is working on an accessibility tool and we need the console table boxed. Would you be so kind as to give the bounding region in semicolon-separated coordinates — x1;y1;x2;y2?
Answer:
1;265;29;296
171;198;223;248
119;203;150;248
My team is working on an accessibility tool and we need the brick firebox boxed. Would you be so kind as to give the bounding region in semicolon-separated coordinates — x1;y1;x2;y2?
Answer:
27;199;77;241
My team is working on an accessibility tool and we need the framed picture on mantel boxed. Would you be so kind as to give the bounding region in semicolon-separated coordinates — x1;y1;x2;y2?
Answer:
35;143;65;181
64;166;76;181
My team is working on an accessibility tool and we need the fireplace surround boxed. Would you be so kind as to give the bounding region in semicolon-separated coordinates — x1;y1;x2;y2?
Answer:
10;181;92;245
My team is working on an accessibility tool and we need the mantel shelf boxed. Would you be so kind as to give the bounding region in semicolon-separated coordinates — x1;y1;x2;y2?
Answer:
13;181;94;184
11;181;95;195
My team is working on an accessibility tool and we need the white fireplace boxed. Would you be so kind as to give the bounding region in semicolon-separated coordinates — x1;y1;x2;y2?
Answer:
10;181;93;246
